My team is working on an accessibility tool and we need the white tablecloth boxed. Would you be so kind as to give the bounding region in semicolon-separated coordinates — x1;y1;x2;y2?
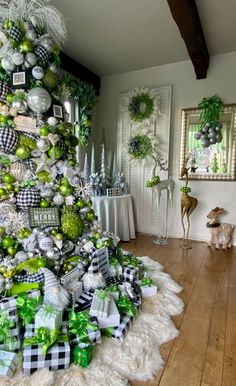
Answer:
91;194;136;241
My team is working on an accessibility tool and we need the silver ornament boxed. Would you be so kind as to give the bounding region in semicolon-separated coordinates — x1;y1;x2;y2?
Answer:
15;251;28;262
10;162;28;181
28;252;35;258
2;55;15;72
41;38;53;53
53;194;64;206
12;51;24;66
25;52;37;67
32;66;44;80
12;100;28;114
25;29;37;41
27;87;51;114
80;206;91;214
37;138;50;152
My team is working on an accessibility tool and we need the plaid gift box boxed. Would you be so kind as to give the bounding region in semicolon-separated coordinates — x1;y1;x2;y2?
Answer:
122;266;139;283
90;247;110;279
0;350;19;377
69;313;101;347
22;323;70;374
68;282;83;304
73;291;93;312
102;313;134;342
123;256;144;281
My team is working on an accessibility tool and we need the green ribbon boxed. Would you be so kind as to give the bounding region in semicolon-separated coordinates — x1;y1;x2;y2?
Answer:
40;303;60;320
123;256;143;269
106;283;118;293
109;257;121;275
139;278;154;287
16;293;42;325
73;345;93;367
0;310;18;351
96;289;110;316
69;310;99;342
23;327;68;357
117;295;137;317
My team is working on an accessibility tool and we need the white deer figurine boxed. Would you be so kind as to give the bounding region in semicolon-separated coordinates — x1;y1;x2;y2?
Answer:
206;207;234;249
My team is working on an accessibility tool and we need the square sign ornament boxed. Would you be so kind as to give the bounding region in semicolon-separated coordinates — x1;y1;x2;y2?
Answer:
28;207;60;227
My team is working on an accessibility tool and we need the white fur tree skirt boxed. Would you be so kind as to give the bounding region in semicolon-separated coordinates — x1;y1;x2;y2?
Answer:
1;256;184;386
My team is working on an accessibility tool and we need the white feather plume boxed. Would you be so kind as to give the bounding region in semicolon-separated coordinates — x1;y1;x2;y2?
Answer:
0;0;67;47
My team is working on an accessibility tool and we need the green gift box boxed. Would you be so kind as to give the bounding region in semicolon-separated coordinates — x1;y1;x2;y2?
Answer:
73;343;93;367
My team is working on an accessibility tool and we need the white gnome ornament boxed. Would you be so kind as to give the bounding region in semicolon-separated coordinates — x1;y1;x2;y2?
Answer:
82;259;105;292
39;268;69;309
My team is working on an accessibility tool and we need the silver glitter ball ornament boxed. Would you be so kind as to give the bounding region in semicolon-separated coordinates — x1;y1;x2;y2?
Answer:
12;52;24;66
37;138;50;152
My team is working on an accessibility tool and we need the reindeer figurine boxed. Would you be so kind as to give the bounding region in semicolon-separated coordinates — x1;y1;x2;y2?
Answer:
206;207;234;249
180;165;198;247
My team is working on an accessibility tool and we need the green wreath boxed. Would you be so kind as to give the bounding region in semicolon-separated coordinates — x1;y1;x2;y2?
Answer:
127;135;153;160
128;93;154;122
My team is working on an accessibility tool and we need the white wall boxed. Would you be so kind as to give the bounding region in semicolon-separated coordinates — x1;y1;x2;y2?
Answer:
98;52;236;244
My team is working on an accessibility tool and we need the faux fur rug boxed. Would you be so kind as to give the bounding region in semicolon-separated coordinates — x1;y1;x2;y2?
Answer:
0;256;184;386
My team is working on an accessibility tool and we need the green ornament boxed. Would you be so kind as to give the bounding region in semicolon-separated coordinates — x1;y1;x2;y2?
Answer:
61;208;84;240
19;39;34;53
42;69;57;89
16;145;31;160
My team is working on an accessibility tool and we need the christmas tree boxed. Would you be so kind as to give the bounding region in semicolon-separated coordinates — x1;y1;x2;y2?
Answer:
0;0;111;294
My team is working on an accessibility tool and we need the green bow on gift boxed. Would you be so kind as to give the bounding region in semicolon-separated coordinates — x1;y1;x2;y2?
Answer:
117;295;137;317
123;256;142;269
0;310;18;351
16;293;42;325
139;278;154;287
106;283;118;293
69;310;99;342
40;303;60;319
109;257;121;275
24;327;68;357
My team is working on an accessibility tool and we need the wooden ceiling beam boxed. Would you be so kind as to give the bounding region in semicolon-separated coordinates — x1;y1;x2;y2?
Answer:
167;0;209;79
60;52;101;95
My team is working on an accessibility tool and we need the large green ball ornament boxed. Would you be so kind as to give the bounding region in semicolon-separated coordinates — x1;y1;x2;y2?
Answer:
16;144;31;160
42;69;57;89
0;187;7;197
61;211;84;240
0;115;8;124
3;173;15;183
0;226;5;236
85;210;95;222
20;39;34;53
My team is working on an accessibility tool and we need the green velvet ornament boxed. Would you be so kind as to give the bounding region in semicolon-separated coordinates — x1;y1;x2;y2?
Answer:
42;69;57;89
61;207;84;240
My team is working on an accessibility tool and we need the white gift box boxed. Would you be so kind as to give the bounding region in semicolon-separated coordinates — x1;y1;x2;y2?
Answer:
97;297;120;328
35;303;63;331
60;267;83;288
110;291;119;302
137;281;157;297
89;289;111;319
0;350;18;378
68;281;83;303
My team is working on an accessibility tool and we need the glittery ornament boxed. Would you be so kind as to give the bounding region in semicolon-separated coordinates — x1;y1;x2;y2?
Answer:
61;209;84;240
37;137;50;152
53;194;64;206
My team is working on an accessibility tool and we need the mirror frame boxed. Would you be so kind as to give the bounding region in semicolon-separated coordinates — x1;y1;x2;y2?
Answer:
179;104;236;181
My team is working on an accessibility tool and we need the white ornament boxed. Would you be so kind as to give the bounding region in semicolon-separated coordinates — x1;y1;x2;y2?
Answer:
39;237;53;251
53;194;64;206
25;52;37;67
27;87;51;114
12;100;28;114
12;52;24;66
32;66;44;80
47;116;58;126
2;55;15;72
49;63;57;74
25;29;37;41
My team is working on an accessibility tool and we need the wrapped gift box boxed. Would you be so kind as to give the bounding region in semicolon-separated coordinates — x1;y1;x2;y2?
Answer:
73;291;93;312
137;279;158;297
109;257;123;277
69;311;101;347
35;303;63;331
60;267;84;288
0;350;19;377
122;266;139;283
68;282;83;304
123;255;144;280
91;247;110;279
96;297;120;329
89;289;111;319
22;323;70;374
102;313;134;342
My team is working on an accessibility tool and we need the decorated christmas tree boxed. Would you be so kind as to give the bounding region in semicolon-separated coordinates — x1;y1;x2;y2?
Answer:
0;0;155;376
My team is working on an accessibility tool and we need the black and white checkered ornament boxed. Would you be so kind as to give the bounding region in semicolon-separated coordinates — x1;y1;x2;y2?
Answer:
0;80;9;101
34;45;49;66
9;26;22;43
16;188;40;210
0;127;18;153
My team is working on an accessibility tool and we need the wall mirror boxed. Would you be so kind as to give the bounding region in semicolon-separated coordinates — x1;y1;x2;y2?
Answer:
179;104;236;181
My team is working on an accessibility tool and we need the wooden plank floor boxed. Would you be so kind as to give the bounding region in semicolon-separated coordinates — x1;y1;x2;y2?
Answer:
120;234;236;386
